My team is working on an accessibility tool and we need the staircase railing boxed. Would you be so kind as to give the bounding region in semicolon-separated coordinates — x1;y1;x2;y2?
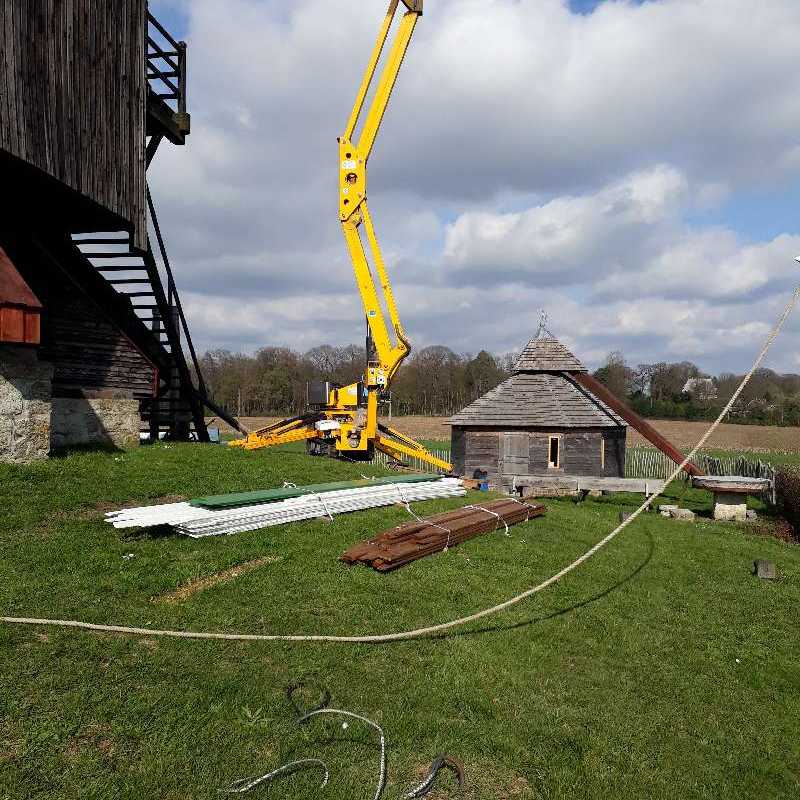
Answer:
146;186;205;396
145;187;247;435
147;10;187;116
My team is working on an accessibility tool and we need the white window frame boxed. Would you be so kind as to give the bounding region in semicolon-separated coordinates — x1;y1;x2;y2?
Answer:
600;438;606;471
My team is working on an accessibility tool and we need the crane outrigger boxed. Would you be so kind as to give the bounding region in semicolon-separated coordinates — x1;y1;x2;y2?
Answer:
231;0;451;472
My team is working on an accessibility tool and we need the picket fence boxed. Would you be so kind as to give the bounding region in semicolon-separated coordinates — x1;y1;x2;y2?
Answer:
373;445;776;497
372;448;452;474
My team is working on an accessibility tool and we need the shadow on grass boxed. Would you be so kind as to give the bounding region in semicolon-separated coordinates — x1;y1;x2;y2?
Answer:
50;442;124;458
431;528;655;642
121;524;181;541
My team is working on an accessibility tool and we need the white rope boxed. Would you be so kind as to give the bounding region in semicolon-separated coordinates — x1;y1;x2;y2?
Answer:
220;759;330;794
507;497;534;521
298;709;386;800
315;493;334;522
464;504;509;535
395;485;453;550
2;285;798;645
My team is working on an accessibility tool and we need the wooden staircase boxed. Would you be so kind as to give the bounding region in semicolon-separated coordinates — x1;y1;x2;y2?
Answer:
30;9;244;444
60;198;243;441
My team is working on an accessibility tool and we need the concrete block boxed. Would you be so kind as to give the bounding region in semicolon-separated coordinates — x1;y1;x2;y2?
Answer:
713;491;748;522
670;508;696;522
746;510;758;521
753;559;776;580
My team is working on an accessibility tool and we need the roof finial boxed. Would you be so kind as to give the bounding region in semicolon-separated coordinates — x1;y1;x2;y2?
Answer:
536;309;552;339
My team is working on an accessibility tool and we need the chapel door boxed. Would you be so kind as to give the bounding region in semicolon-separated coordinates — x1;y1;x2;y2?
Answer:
499;432;529;479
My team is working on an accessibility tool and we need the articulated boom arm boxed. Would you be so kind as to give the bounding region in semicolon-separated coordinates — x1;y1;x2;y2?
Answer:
338;0;422;386
232;0;451;473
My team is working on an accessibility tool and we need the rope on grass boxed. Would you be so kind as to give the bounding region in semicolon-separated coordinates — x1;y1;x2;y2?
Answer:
2;285;799;645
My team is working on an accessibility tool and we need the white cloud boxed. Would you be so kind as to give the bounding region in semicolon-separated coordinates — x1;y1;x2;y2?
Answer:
442;165;688;281
146;0;800;374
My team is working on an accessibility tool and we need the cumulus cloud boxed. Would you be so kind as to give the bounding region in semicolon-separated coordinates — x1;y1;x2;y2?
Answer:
147;0;800;373
442;165;689;283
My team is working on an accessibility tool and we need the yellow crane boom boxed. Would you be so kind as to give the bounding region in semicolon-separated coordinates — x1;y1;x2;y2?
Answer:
232;0;451;473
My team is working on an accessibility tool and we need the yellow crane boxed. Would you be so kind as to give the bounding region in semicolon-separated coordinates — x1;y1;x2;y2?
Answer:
231;0;451;472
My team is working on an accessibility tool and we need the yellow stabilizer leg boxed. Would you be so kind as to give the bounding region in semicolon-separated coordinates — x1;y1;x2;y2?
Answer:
375;434;452;473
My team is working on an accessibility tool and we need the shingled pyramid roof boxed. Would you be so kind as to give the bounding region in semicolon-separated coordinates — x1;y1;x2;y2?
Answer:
449;330;625;429
513;335;586;373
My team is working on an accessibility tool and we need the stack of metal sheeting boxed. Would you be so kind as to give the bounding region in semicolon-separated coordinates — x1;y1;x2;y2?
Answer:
341;499;546;572
190;474;438;509
105;478;465;538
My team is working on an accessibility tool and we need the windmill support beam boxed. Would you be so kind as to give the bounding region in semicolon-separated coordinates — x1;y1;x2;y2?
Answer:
572;372;704;477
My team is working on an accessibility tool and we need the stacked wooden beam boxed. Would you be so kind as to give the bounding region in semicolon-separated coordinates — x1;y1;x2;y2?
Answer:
341;499;546;572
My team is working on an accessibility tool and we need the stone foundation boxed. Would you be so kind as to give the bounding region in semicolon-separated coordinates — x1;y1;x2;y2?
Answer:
0;345;53;463
50;398;140;450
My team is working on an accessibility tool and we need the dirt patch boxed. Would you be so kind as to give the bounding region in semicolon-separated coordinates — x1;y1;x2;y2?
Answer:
90;495;186;517
625;419;800;453
65;723;115;761
152;556;282;604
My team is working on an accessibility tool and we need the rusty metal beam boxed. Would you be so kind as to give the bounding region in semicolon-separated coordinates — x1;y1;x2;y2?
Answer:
573;372;704;477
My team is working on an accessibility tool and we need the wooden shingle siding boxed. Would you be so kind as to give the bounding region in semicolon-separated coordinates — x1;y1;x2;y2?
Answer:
514;336;586;372
0;0;147;247
450;372;625;428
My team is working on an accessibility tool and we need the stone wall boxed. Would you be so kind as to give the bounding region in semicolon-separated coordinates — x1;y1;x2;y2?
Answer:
50;398;140;451
0;345;53;463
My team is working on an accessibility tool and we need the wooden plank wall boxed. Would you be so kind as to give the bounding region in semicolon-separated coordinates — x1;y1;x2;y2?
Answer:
0;0;147;248
43;286;156;398
454;426;627;484
603;428;626;478
10;240;157;398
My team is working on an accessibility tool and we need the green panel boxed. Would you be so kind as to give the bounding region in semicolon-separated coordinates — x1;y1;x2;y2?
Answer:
190;473;437;509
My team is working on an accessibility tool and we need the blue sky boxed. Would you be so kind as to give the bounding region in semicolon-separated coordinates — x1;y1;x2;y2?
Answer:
147;0;800;374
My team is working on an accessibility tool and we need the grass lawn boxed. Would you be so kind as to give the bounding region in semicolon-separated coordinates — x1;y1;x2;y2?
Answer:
1;442;799;799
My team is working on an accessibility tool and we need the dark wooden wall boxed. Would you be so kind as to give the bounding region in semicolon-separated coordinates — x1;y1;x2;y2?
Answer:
10;238;156;398
451;426;627;486
43;287;156;399
0;0;148;248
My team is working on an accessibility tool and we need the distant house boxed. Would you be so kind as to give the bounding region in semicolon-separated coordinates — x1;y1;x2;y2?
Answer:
683;377;717;400
449;331;627;490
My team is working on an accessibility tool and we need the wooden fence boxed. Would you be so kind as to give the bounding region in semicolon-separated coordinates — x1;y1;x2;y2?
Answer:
375;444;776;498
372;448;452;474
624;447;776;483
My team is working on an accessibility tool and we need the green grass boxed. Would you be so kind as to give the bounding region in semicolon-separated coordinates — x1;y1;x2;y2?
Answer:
1;443;799;799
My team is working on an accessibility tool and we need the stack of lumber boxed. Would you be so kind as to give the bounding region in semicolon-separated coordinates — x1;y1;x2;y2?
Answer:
341;499;546;572
105;478;466;538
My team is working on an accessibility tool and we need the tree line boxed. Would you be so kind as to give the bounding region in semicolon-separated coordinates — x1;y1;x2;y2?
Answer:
195;344;511;418
594;351;800;426
196;344;800;426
